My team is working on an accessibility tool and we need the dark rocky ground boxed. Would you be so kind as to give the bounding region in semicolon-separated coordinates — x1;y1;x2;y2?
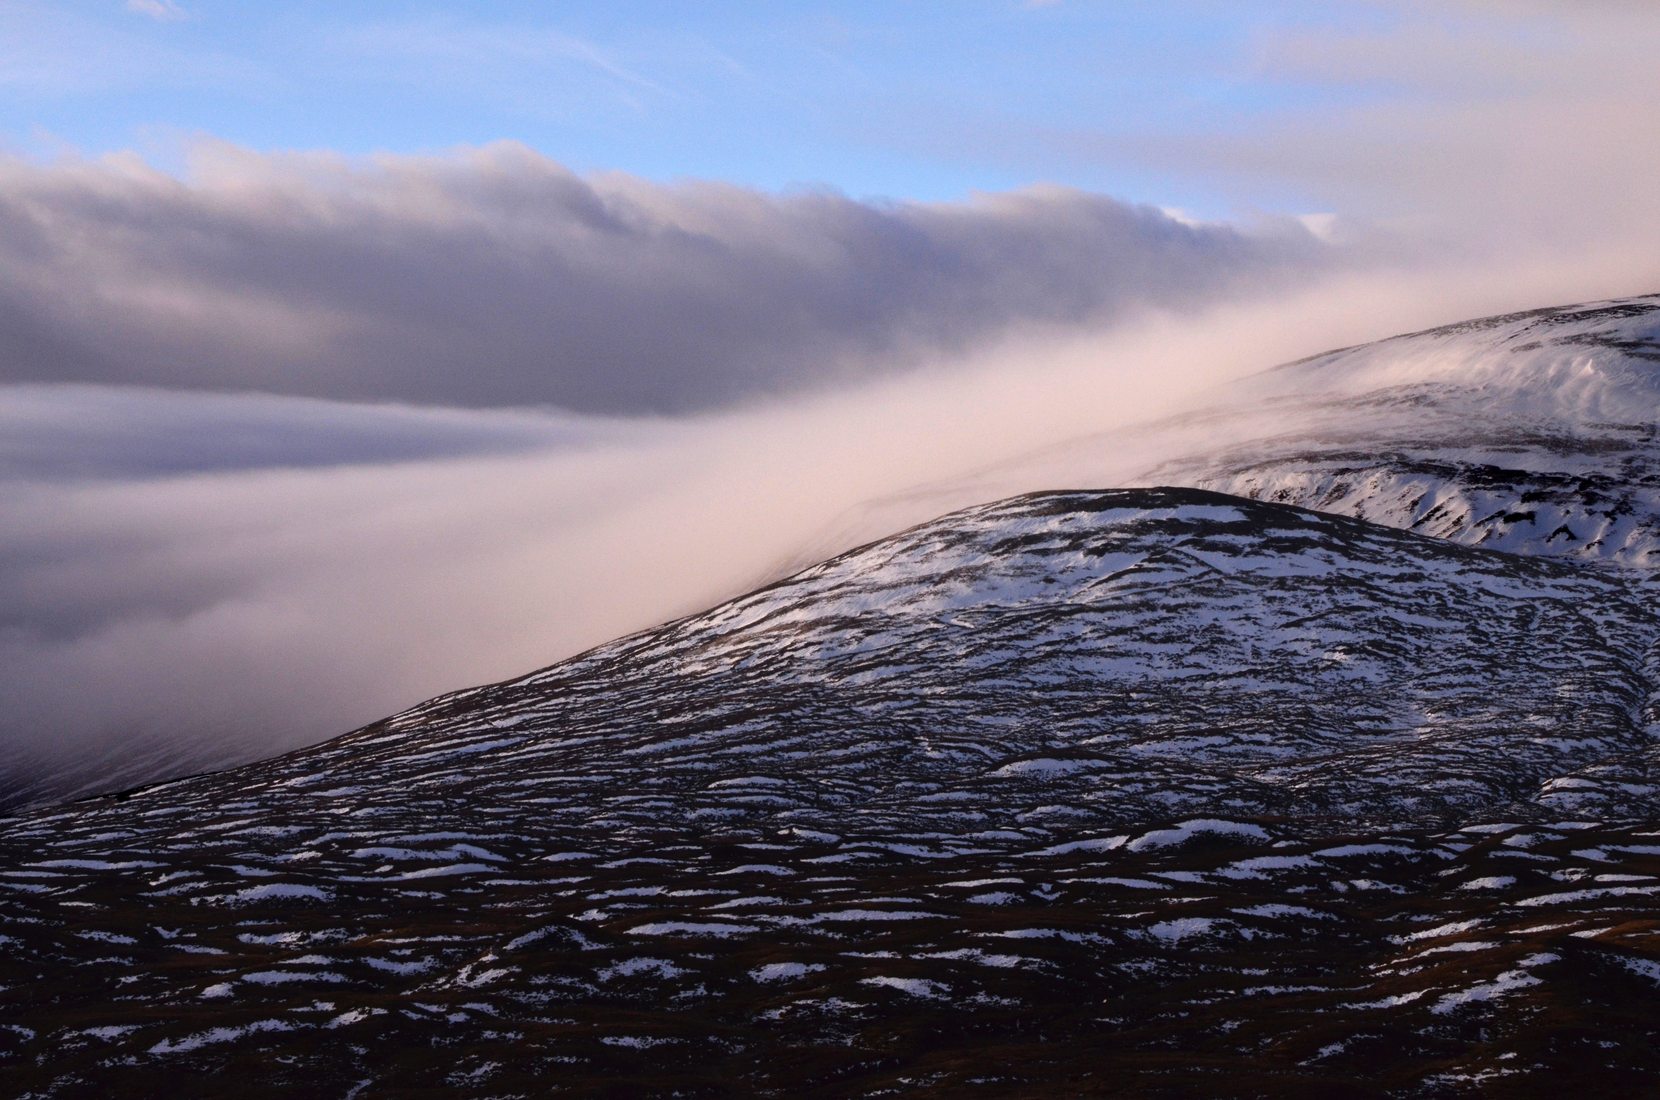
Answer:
6;489;1660;1096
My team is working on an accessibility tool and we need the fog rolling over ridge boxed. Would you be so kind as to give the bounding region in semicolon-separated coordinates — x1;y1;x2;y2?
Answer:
0;151;1347;807
5;285;1660;809
9;0;1660;1092
4;0;1660;805
1;114;1659;805
11;300;1660;1090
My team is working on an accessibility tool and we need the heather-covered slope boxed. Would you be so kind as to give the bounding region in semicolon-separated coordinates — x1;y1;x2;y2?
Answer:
5;488;1660;1095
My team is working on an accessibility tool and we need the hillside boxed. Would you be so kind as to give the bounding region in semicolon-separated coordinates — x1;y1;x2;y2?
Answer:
5;487;1660;1094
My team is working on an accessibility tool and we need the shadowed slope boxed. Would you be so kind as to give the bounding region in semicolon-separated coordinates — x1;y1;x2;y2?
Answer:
5;488;1660;1094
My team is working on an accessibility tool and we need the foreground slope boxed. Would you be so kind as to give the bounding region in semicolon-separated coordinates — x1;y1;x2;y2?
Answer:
5;488;1660;1095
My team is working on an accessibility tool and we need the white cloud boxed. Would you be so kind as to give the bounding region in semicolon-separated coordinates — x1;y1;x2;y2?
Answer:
125;0;187;22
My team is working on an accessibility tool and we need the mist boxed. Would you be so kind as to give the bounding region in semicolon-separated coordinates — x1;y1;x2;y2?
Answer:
5;239;1655;806
5;0;1660;805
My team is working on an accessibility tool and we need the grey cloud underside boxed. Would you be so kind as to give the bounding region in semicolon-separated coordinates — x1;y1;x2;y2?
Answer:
0;385;603;480
0;146;1324;414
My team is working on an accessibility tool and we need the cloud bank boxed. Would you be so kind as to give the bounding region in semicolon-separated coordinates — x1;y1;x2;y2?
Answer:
0;143;1326;415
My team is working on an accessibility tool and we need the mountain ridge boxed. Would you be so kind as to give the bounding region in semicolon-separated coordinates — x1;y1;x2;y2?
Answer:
8;297;1660;1093
783;293;1660;579
7;483;1660;1094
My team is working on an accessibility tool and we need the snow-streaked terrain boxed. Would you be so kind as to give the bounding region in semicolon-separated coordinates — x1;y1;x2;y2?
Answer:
6;296;1660;1093
5;485;1660;1092
798;294;1660;573
1169;296;1660;566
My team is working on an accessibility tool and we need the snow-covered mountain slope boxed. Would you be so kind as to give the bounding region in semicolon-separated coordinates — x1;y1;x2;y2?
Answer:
1164;296;1660;565
293;487;1660;828
6;488;1660;1095
799;294;1660;576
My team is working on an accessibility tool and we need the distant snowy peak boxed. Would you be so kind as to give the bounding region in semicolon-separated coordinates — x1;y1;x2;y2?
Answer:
1140;294;1660;567
793;295;1660;577
1258;294;1660;418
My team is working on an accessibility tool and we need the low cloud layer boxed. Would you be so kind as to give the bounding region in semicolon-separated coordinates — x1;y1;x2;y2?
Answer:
0;305;1280;805
0;384;614;479
6;247;1654;807
2;103;1658;805
0;144;1326;415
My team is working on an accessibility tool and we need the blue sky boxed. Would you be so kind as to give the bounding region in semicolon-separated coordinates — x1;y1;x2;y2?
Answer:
0;0;1419;215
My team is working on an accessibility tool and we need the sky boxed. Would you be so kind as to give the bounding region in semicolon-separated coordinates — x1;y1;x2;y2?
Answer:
3;0;1644;217
2;0;1659;805
0;1;1330;211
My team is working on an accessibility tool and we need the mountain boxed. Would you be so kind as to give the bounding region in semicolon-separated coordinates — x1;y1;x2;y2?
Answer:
6;295;1659;816
797;294;1660;573
5;296;1660;1095
1165;296;1660;566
